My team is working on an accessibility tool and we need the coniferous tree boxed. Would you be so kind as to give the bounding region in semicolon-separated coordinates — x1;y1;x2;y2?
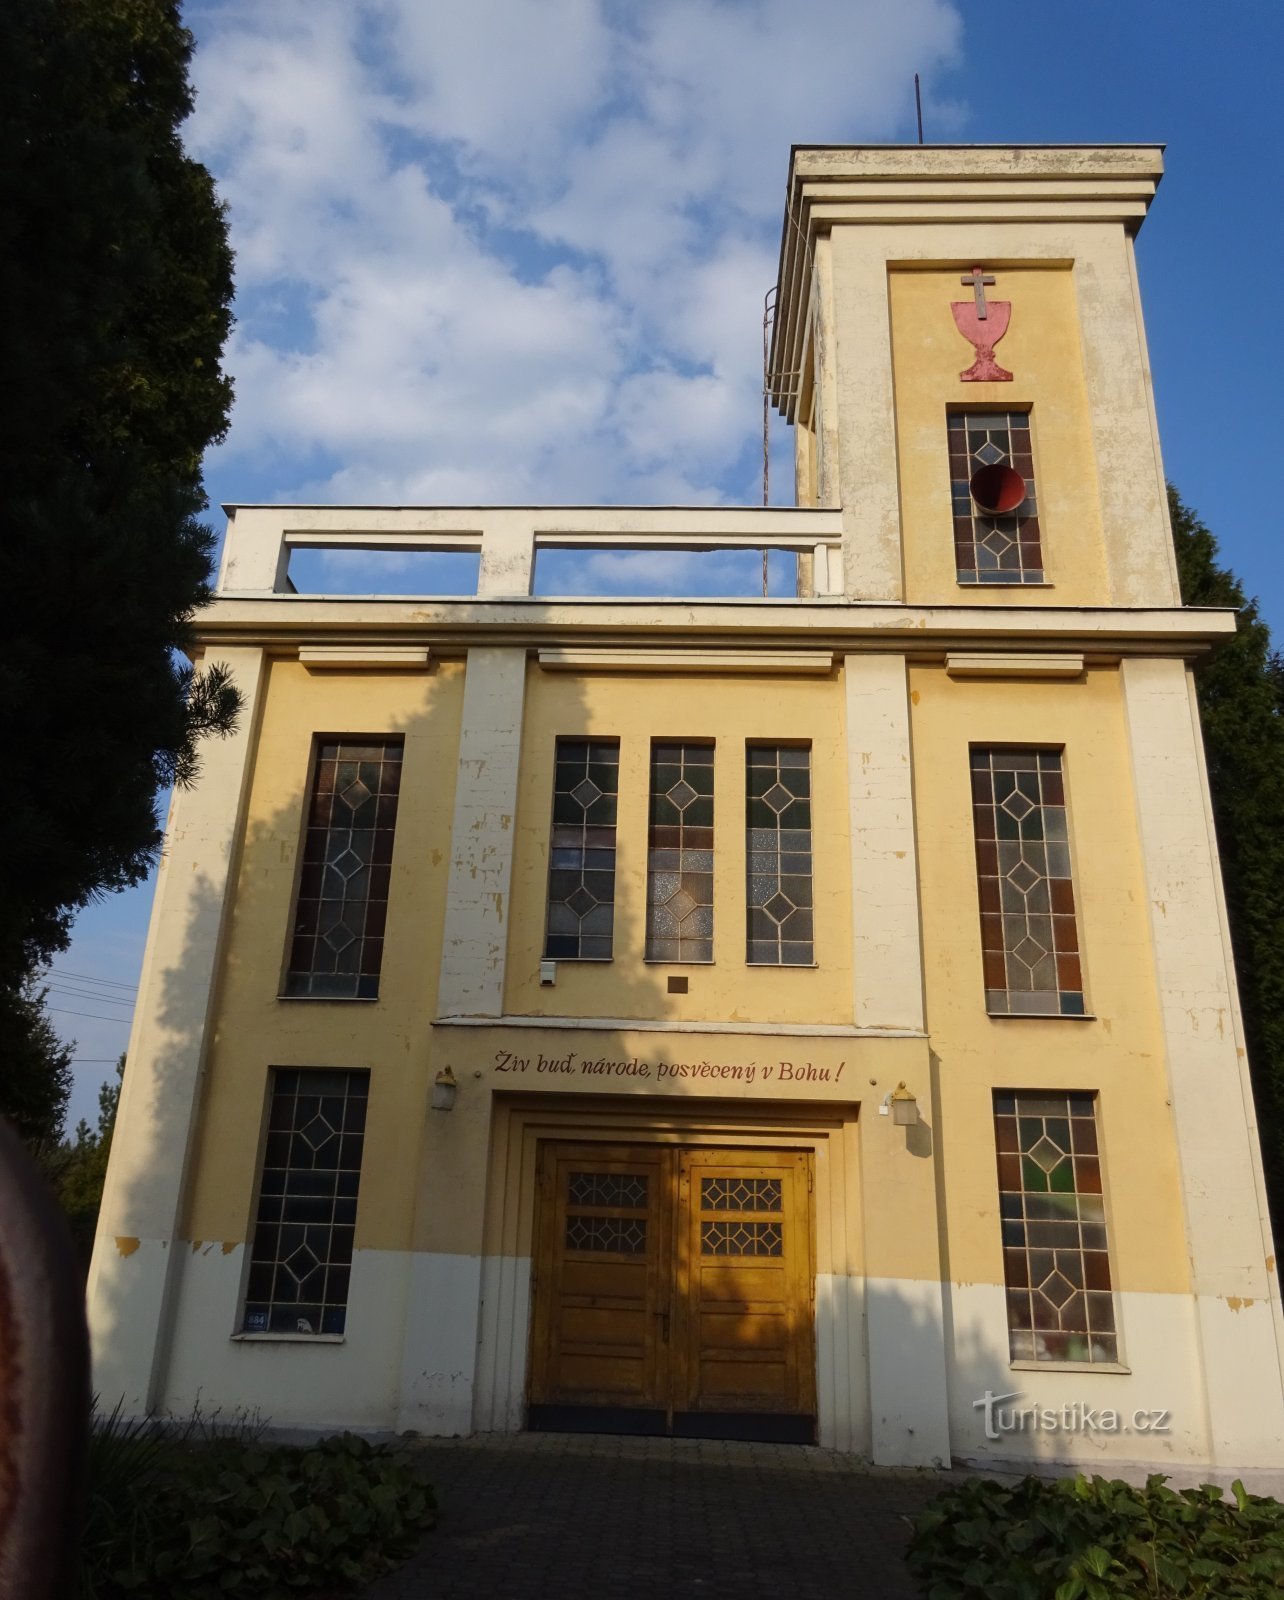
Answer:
0;0;240;1131
0;983;73;1146
1170;486;1284;1226
54;1055;124;1267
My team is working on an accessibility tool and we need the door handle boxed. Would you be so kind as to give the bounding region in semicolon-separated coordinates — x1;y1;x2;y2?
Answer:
657;1309;670;1342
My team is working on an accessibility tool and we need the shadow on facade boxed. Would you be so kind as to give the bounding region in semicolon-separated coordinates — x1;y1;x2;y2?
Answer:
85;654;1106;1471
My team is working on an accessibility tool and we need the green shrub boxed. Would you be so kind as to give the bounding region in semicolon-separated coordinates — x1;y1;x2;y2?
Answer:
77;1402;177;1593
76;1419;435;1599
906;1472;1284;1599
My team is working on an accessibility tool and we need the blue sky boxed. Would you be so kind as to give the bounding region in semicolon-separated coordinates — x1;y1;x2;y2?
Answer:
52;0;1284;1126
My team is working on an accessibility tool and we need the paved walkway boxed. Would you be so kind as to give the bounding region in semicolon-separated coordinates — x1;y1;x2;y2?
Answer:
368;1432;946;1598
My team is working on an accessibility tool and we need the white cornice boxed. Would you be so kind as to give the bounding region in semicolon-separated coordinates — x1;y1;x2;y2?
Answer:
192;599;1234;664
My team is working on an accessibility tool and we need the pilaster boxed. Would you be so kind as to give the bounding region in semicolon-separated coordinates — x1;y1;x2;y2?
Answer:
85;646;269;1414
1075;233;1181;606
1121;657;1284;1465
828;238;903;600
844;655;925;1032
437;646;527;1018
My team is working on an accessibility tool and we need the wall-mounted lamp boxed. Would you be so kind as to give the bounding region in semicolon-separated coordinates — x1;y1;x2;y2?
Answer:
539;960;557;986
431;1065;458;1112
879;1082;919;1126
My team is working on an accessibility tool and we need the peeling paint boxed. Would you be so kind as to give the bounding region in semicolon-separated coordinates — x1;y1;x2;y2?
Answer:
222;1242;238;1255
1227;1296;1255;1312
190;1240;203;1254
116;1236;141;1257
910;689;921;704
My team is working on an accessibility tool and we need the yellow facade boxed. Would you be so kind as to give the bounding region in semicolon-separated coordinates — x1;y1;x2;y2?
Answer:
505;665;853;1024
890;266;1110;606
180;658;464;1253
88;143;1284;1473
910;663;1189;1297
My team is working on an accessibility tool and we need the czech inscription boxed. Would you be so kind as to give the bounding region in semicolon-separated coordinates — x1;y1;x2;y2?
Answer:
492;1048;844;1089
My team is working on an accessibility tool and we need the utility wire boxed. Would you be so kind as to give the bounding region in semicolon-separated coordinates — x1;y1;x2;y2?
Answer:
48;1008;132;1024
53;991;134;1005
47;984;135;1004
48;966;137;992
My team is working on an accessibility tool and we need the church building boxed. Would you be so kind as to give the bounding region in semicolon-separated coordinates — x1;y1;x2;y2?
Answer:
87;143;1284;1472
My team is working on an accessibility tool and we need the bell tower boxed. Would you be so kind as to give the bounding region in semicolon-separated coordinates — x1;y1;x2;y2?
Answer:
769;144;1177;609
770;143;1284;1473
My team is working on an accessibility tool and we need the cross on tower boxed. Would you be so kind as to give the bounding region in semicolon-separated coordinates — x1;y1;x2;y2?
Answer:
961;265;996;320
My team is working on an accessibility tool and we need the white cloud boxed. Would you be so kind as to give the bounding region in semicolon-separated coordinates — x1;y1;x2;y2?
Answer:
188;0;965;509
377;0;614;167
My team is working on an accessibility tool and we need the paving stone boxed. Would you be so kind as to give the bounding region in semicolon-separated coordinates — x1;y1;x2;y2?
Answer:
367;1432;947;1599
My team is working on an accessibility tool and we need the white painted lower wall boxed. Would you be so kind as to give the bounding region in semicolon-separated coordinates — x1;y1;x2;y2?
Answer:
122;1245;489;1436
93;1244;1284;1472
397;1252;484;1436
947;1282;1222;1469
89;1235;173;1415
1194;1292;1284;1469
864;1274;952;1466
157;1245;411;1429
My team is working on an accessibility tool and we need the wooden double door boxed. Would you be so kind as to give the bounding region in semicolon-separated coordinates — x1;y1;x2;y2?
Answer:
528;1143;816;1442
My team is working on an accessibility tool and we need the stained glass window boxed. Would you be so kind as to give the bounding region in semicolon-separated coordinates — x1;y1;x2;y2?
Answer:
949;411;1044;584
746;746;814;965
971;747;1084;1016
645;742;714;962
994;1091;1118;1364
285;740;403;999
544;739;619;960
242;1069;368;1335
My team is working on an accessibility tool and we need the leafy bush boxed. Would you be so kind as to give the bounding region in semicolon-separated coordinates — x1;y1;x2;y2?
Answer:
76;1415;435;1599
907;1472;1284;1599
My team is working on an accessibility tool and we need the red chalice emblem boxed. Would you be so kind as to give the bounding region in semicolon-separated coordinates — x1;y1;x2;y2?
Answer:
952;265;1013;382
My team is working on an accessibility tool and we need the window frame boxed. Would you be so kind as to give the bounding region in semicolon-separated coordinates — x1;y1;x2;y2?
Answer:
280;734;405;1001
542;736;621;962
992;1089;1124;1368
745;740;816;968
970;743;1088;1018
237;1066;370;1340
644;738;716;965
948;406;1047;587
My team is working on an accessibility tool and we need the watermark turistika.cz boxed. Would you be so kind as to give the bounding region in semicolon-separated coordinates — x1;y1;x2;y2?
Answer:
974;1389;1171;1442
